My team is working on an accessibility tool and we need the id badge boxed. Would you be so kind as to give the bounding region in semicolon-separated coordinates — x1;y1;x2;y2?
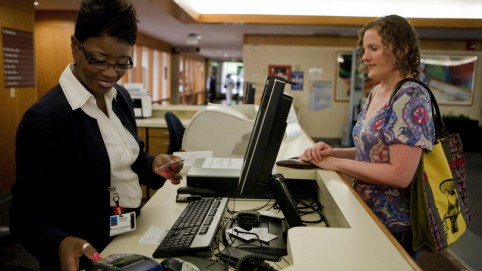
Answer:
110;211;136;237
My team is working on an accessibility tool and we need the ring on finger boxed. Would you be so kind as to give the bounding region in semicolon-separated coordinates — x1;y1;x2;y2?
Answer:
82;243;91;251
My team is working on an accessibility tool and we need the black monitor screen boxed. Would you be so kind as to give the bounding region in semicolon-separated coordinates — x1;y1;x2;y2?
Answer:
237;75;303;228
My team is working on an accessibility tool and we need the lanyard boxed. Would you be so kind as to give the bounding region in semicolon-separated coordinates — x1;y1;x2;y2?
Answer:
108;186;123;215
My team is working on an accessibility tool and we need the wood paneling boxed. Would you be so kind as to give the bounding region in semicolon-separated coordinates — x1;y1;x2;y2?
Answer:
34;13;76;98
245;34;482;51
137;32;171;53
0;0;36;192
198;14;482;29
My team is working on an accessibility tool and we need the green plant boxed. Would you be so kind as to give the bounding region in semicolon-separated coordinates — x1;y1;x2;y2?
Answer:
442;112;471;120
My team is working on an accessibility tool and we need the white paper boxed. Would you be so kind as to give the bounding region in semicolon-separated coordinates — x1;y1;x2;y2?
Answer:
138;225;168;245
284;122;302;141
173;150;213;174
284;106;302;141
259;210;285;220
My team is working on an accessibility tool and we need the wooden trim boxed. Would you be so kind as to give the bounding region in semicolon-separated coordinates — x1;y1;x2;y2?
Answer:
336;172;423;271
245;35;357;47
34;10;77;24
156;51;162;102
137;32;172;54
134;46;142;82
245;34;482;51
147;48;154;96
164;53;171;100
0;0;34;12
419;39;482;51
197;14;482;29
150;0;198;23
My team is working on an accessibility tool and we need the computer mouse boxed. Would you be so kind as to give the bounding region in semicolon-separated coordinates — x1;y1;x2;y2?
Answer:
160;257;200;271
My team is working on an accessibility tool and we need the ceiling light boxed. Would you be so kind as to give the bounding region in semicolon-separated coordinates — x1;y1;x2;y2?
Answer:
186;33;201;45
175;0;482;19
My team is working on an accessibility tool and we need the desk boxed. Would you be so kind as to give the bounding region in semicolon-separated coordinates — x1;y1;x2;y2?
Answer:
102;131;420;270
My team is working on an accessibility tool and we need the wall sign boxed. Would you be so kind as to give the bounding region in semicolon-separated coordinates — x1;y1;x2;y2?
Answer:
268;65;291;81
171;47;200;53
290;71;303;90
2;27;35;87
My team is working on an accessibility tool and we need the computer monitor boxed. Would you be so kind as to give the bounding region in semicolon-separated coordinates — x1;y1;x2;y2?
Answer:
237;75;304;228
243;81;256;104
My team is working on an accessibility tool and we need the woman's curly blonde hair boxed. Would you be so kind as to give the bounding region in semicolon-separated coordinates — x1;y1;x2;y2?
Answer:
356;15;421;78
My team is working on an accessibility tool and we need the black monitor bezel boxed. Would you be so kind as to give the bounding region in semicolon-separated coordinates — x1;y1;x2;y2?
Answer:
237;75;304;228
243;81;256;104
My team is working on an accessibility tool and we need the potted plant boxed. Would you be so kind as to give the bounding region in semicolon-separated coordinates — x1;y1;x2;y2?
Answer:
442;113;479;152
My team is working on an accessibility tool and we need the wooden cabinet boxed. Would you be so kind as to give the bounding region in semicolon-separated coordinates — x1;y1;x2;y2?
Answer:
137;127;170;155
147;128;170;155
137;127;147;145
137;127;170;200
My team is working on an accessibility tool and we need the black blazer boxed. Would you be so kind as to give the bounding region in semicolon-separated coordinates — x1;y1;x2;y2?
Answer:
10;84;166;270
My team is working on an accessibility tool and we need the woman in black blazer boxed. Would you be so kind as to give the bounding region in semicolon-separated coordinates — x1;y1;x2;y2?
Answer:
10;1;183;270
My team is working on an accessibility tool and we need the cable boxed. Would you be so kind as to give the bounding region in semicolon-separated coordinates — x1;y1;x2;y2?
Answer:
296;198;326;224
267;176;326;224
227;198;273;215
233;228;264;251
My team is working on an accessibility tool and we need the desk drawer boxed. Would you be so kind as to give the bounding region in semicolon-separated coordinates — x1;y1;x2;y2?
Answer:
149;128;169;138
148;128;169;154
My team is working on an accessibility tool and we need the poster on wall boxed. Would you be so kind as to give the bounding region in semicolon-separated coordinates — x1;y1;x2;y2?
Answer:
2;27;35;87
268;65;291;81
290;71;303;90
334;51;352;102
421;54;478;105
308;80;333;112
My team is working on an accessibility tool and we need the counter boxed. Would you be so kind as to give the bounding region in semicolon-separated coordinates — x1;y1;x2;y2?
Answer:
102;128;420;270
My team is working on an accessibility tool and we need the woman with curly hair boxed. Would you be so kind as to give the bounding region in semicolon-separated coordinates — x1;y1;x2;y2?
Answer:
299;15;435;258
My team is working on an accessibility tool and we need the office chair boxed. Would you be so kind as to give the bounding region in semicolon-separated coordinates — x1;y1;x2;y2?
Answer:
164;111;185;154
0;190;39;271
141;112;185;202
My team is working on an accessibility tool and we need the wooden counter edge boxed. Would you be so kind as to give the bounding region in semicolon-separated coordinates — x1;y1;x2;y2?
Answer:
335;172;423;271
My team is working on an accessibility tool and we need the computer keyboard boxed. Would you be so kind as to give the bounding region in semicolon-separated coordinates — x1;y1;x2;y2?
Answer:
202;157;243;169
152;197;229;258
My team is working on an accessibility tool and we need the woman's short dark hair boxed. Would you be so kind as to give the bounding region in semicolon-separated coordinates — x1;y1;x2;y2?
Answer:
356;15;421;78
74;0;138;45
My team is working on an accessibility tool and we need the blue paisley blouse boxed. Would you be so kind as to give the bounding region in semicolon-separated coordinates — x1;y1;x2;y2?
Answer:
352;81;435;233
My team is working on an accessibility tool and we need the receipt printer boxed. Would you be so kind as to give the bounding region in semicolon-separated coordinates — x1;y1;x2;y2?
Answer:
124;83;152;118
89;254;162;271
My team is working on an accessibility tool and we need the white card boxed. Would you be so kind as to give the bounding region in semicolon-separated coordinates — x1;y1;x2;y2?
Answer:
109;211;136;237
139;226;168;245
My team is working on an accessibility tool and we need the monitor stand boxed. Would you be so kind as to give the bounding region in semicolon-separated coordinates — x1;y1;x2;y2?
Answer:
222;216;289;257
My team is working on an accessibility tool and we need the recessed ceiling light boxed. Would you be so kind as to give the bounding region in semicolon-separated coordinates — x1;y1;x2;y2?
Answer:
186;33;201;45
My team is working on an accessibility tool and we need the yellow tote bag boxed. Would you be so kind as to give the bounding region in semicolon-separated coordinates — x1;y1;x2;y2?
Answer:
412;136;467;250
388;78;471;251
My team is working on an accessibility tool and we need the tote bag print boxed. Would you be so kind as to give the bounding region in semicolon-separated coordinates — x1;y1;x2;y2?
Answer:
423;141;466;245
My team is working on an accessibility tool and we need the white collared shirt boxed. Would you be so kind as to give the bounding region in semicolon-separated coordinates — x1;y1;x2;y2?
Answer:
60;64;142;208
